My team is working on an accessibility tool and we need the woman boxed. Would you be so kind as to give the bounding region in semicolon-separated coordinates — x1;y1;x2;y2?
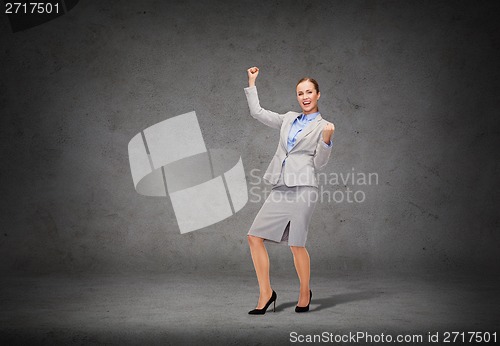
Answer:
245;66;335;314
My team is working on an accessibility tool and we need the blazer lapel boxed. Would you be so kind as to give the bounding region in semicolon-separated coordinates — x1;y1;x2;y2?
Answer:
280;113;301;153
280;113;323;153
291;114;323;151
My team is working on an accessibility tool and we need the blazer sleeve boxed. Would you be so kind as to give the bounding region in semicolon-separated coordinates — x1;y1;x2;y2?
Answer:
244;86;286;130
313;123;334;170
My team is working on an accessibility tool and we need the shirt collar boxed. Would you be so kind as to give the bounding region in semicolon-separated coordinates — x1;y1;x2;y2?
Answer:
301;111;320;121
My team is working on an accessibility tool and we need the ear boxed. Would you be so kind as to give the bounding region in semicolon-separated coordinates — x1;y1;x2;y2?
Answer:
317;91;321;100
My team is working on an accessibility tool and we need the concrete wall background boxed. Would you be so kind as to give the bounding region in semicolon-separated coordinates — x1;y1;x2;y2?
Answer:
1;0;498;275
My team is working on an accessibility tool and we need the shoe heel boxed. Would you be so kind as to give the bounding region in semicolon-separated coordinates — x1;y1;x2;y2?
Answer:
273;299;276;312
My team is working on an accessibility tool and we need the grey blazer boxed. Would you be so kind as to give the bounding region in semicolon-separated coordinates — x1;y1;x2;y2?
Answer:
244;85;333;187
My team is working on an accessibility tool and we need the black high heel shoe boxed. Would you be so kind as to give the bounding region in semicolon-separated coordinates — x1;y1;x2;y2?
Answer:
248;290;277;315
295;290;312;313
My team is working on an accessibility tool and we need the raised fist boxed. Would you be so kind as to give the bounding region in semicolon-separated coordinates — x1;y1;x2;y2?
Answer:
247;66;259;81
322;122;335;144
247;66;259;78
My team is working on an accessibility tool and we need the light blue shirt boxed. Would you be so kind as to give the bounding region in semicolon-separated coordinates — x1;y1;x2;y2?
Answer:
283;112;333;166
287;112;333;151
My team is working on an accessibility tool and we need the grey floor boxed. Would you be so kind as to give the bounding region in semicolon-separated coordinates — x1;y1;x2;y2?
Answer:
1;270;498;345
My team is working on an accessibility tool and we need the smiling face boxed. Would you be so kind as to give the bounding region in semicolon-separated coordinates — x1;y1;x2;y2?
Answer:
296;80;321;114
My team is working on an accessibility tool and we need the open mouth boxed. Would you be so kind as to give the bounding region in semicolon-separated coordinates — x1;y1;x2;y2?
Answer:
303;101;311;106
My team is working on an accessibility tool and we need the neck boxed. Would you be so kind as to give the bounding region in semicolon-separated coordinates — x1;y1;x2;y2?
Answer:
303;109;319;115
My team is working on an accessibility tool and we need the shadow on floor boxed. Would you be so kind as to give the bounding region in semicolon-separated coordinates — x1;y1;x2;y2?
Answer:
275;290;385;312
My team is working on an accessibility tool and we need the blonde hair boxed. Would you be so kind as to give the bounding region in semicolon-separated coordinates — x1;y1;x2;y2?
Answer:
296;77;320;93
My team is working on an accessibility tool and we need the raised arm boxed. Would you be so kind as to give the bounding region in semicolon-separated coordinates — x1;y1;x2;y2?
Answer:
313;122;335;170
244;67;286;130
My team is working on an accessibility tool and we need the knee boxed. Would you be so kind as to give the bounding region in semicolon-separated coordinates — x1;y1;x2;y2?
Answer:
290;245;305;255
247;235;263;247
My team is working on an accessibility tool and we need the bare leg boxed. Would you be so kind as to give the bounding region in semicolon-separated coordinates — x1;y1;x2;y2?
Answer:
290;246;311;306
247;235;273;309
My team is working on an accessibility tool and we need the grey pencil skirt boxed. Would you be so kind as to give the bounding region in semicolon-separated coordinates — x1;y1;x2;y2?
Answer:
247;166;319;247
